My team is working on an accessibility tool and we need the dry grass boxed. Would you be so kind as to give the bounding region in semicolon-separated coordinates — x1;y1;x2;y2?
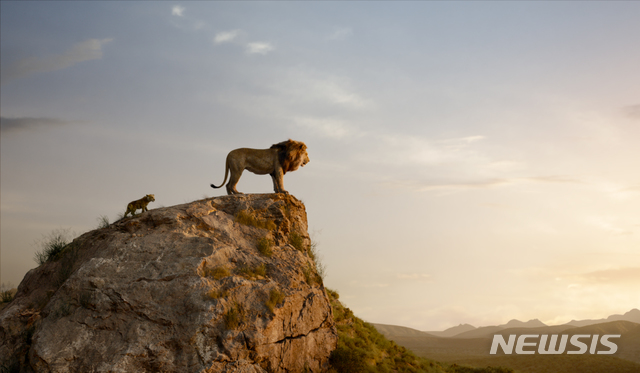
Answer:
203;265;230;280
224;302;245;329
288;231;306;252
256;237;274;257
238;263;267;280
235;209;277;231
265;288;285;314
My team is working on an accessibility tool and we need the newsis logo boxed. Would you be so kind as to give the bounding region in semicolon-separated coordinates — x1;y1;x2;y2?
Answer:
490;334;621;355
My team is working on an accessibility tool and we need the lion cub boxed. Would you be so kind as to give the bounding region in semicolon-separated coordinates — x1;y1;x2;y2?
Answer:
124;194;155;217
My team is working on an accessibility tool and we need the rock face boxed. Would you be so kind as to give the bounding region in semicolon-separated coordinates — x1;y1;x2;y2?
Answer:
0;194;337;372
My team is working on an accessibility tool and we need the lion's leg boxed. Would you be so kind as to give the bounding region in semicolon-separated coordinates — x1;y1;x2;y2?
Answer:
227;168;244;195
270;173;279;193
271;169;288;194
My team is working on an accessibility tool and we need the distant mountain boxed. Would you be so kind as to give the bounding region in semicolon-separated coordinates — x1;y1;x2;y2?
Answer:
566;308;640;327
453;319;548;339
372;323;436;338
426;324;476;338
503;318;546;328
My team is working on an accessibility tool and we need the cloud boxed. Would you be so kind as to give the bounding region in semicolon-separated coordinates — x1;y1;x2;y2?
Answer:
275;70;370;109
411;178;517;192
0;116;72;133
1;39;113;85
586;216;634;236
389;174;585;193
172;5;185;17
397;273;433;282
524;175;584;184
580;267;640;284
245;42;274;55
213;30;240;44
328;27;353;41
293;117;355;139
623;104;640;120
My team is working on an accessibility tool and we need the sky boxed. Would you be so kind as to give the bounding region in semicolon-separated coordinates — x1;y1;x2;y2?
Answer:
1;1;639;331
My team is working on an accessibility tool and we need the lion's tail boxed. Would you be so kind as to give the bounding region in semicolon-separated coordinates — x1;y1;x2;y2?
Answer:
210;158;230;189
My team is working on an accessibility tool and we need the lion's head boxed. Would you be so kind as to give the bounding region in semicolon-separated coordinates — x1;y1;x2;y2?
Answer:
271;139;309;174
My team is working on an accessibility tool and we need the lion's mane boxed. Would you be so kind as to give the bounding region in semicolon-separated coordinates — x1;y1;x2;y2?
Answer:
271;139;308;173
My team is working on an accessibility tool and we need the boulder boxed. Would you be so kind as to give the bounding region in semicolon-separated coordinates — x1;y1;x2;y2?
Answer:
0;194;337;372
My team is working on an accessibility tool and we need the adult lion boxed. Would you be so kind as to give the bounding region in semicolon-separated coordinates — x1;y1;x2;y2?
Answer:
211;139;309;195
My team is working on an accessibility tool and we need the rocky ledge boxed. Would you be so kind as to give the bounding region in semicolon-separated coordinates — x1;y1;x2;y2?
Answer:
0;194;337;373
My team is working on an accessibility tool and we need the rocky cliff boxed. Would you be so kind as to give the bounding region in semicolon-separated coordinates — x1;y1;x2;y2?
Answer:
0;194;337;373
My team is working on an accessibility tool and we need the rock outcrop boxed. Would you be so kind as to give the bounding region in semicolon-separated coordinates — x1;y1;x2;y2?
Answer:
0;194;337;372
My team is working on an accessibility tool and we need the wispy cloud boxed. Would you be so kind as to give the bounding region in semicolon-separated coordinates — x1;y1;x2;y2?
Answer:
0;116;73;134
214;30;240;44
397;273;434;282
245;42;274;55
623;104;640;120
1;39;113;85
328;27;353;41
293;117;355;139
389;175;584;193
171;5;185;17
581;267;640;284
586;216;634;236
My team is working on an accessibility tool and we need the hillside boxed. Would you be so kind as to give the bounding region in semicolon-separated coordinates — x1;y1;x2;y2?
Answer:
376;320;640;373
329;292;513;373
427;324;476;338
0;194;336;372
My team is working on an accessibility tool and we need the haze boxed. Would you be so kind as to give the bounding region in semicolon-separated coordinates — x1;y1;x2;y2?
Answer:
1;1;639;331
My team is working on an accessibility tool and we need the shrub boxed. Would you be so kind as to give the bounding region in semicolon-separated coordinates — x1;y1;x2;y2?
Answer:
33;229;72;265
302;263;321;286
0;285;15;304
235;209;277;230
329;346;368;373
224;302;245;329
288;231;305;252
204;288;227;300
308;238;326;280
204;265;230;280
239;263;267;279
96;215;110;229
256;237;273;257
265;288;285;314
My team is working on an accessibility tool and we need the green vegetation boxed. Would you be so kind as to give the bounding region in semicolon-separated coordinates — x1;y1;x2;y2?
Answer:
224;302;246;329
308;238;326;280
33;229;72;265
204;287;227;300
238;263;267;280
256;236;274;257
449;355;640;373
302;263;322;286
1;283;15;304
203;265;230;280
327;289;513;373
288;231;305;252
235;209;277;230
265;288;285;314
96;215;110;229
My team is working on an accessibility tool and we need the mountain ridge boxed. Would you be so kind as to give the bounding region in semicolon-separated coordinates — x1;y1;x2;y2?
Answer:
376;308;640;339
